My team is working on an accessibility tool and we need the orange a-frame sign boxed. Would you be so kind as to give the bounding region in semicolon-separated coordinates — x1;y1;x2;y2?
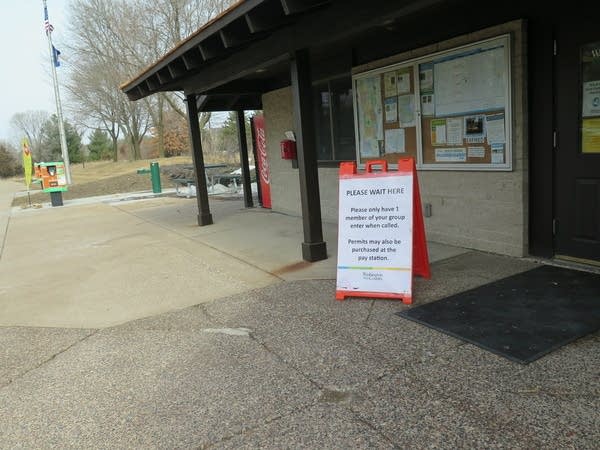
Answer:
335;158;430;304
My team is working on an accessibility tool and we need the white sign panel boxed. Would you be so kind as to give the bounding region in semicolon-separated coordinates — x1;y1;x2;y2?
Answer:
582;80;600;118
336;173;413;296
434;45;506;116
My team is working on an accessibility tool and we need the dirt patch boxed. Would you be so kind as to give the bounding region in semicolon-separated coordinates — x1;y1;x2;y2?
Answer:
11;172;174;208
10;157;240;208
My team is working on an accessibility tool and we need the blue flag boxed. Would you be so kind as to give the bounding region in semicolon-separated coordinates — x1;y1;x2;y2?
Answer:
52;45;61;67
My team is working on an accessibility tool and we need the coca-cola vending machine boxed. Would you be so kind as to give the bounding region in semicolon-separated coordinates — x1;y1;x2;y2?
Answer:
251;115;272;208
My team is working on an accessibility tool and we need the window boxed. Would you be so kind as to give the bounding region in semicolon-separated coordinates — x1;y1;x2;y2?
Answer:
313;76;356;162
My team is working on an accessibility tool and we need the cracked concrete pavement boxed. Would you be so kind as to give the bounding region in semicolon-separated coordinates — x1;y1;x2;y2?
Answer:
0;179;598;448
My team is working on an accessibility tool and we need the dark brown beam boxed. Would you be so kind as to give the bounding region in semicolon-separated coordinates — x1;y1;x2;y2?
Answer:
182;51;290;98
194;94;263;112
167;59;187;79
198;35;225;60
179;0;446;96
225;94;242;110
181;48;203;70
171;0;268;56
249;116;264;207
236;110;254;208
146;77;158;91
185;94;213;226
126;0;447;101
219;18;252;48
203;79;269;94
156;68;172;84
245;0;287;33
135;86;146;100
196;95;210;111
121;0;269;93
241;96;263;110
280;0;330;15
290;48;327;262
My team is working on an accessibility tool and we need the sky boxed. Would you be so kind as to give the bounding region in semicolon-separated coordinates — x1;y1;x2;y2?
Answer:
0;0;71;144
0;0;231;147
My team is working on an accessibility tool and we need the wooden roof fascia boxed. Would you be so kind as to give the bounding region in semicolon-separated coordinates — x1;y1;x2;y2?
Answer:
176;0;437;95
196;95;210;111
198;35;226;61
181;48;203;70
167;59;187;79
201;79;270;94
121;0;268;92
219;18;253;48
193;93;263;112
156;68;172;85
135;85;146;99
279;0;331;15
146;77;159;91
244;0;288;33
123;0;445;100
181;49;291;98
224;94;242;110
122;0;335;97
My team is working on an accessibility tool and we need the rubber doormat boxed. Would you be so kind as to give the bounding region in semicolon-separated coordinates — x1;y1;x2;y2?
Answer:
396;265;600;364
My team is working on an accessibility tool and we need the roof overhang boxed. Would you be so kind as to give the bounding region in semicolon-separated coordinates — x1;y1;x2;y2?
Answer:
120;0;450;111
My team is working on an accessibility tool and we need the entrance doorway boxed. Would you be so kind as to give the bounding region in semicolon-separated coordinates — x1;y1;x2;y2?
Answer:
555;19;600;263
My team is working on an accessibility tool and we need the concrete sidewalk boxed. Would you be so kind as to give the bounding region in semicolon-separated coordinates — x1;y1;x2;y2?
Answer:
0;181;598;448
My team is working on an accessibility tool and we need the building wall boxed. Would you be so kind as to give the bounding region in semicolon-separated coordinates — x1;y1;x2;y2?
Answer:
262;87;300;217
263;87;341;223
262;20;528;257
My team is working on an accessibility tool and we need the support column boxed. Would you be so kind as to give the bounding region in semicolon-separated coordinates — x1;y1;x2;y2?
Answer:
290;49;327;262
186;94;213;226
236;110;253;208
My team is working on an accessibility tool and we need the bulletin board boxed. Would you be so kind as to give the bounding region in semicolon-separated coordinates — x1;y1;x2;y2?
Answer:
354;68;418;165
353;35;512;171
581;42;600;154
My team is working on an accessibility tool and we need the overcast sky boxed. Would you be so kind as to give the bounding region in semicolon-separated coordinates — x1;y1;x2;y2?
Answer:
0;1;232;147
0;1;71;144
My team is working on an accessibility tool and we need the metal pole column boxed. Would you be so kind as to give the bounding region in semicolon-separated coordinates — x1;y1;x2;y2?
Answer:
43;0;71;185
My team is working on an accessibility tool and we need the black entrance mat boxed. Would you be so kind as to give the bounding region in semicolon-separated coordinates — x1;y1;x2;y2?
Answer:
396;265;600;364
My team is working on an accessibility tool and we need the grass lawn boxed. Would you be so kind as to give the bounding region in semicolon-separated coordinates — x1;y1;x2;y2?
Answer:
11;156;194;207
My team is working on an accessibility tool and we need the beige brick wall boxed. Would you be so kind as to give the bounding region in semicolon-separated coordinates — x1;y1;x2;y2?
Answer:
262;87;300;217
262;19;528;257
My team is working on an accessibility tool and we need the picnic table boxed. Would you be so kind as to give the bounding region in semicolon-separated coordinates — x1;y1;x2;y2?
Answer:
171;163;235;196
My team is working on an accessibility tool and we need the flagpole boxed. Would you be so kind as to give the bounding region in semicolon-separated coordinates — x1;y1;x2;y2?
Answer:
43;0;71;185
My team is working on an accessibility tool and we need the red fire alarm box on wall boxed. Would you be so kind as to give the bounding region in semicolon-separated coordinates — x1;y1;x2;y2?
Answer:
280;139;296;160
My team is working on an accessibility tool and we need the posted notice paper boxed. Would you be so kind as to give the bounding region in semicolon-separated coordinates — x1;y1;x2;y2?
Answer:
337;173;413;295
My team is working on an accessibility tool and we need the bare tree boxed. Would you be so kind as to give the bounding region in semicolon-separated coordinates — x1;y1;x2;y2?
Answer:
121;98;151;160
9;110;50;161
64;0;234;159
66;61;123;161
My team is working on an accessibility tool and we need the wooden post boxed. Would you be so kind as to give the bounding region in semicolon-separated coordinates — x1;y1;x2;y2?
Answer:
236;110;254;207
290;49;327;262
186;94;213;226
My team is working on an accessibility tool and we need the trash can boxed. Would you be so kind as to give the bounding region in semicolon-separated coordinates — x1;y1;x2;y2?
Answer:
50;191;63;207
150;161;161;194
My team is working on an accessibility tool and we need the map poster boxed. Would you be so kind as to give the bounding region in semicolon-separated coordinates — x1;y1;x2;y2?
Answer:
356;76;384;158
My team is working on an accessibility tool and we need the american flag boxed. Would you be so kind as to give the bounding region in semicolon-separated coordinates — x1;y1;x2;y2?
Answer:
44;6;54;34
